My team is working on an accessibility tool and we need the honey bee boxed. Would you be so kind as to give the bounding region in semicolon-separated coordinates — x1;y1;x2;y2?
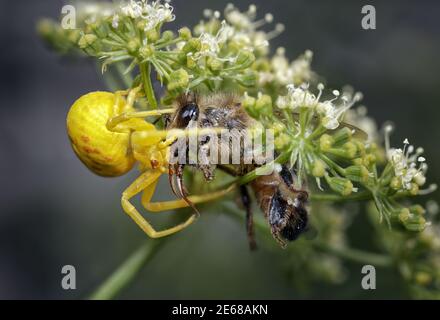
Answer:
166;92;310;249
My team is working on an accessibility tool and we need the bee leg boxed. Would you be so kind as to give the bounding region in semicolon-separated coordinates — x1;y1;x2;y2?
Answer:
240;185;257;251
270;227;287;248
121;170;197;238
168;164;180;199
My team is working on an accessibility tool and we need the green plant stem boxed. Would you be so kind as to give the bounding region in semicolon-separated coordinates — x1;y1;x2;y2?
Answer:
311;191;372;202
140;62;158;109
114;61;133;88
221;202;393;268
89;239;165;300
313;241;393;267
99;62;123;91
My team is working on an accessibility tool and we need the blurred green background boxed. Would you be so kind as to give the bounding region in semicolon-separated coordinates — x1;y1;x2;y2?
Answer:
0;0;438;299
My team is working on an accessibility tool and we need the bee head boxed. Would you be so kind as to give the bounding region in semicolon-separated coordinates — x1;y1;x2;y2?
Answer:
168;93;200;129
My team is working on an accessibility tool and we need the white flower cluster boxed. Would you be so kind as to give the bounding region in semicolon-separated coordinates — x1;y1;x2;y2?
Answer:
259;48;314;86
195;4;284;55
193;20;234;61
117;0;175;31
387;137;427;190
223;4;284;53
276;83;362;130
77;2;116;24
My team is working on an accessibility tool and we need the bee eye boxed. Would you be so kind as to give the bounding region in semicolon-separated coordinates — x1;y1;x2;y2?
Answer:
178;103;199;127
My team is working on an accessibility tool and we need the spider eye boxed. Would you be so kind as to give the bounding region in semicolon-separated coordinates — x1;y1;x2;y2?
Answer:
178;103;199;127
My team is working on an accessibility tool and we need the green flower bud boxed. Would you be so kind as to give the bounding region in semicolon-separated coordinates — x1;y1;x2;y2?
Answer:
353;140;366;154
312;160;326;178
236;70;257;87
255;94;273;116
409;204;425;216
182;38;201;53
146;29;160;42
67;29;81;44
319;134;334;152
136;20;147;31
88;22;107;38
409;183;419;196
390;176;402;190
78;34;101;55
78;34;98;49
242;93;257;117
343;142;358;159
332;127;352;146
274;133;290;149
167;69;189;92
161;30;175;42
404;215;426;232
139;44;155;59
207;57;223;71
186;55;197;68
398;208;410;223
235;51;255;68
325;175;354;196
253;59;271;72
344;165;370;183
364;153;376;166
178;27;192;40
272;122;286;135
127;39;141;55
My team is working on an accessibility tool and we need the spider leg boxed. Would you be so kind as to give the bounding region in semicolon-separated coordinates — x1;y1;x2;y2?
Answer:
141;182;236;212
107;109;175;132
121;170;196;238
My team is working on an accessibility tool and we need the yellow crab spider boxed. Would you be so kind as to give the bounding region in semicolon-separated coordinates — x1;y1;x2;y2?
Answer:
66;87;235;238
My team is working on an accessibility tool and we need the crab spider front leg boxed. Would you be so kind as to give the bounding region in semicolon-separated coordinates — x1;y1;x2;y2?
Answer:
106;108;175;132
112;86;143;114
141;183;237;212
121;169;197;238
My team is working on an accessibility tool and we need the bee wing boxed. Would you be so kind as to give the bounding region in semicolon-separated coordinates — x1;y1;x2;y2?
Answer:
291;112;368;140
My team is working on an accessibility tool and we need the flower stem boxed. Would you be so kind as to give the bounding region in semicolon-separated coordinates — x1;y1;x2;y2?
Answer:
313;240;393;267
88;239;165;300
311;191;372;202
221;202;392;267
114;62;133;88
140;62;158;109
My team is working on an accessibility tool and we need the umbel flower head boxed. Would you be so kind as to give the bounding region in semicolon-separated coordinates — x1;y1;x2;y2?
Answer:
387;137;427;191
276;83;363;130
119;0;175;30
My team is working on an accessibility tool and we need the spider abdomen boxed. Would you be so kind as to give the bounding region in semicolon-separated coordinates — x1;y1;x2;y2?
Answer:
66;91;135;177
